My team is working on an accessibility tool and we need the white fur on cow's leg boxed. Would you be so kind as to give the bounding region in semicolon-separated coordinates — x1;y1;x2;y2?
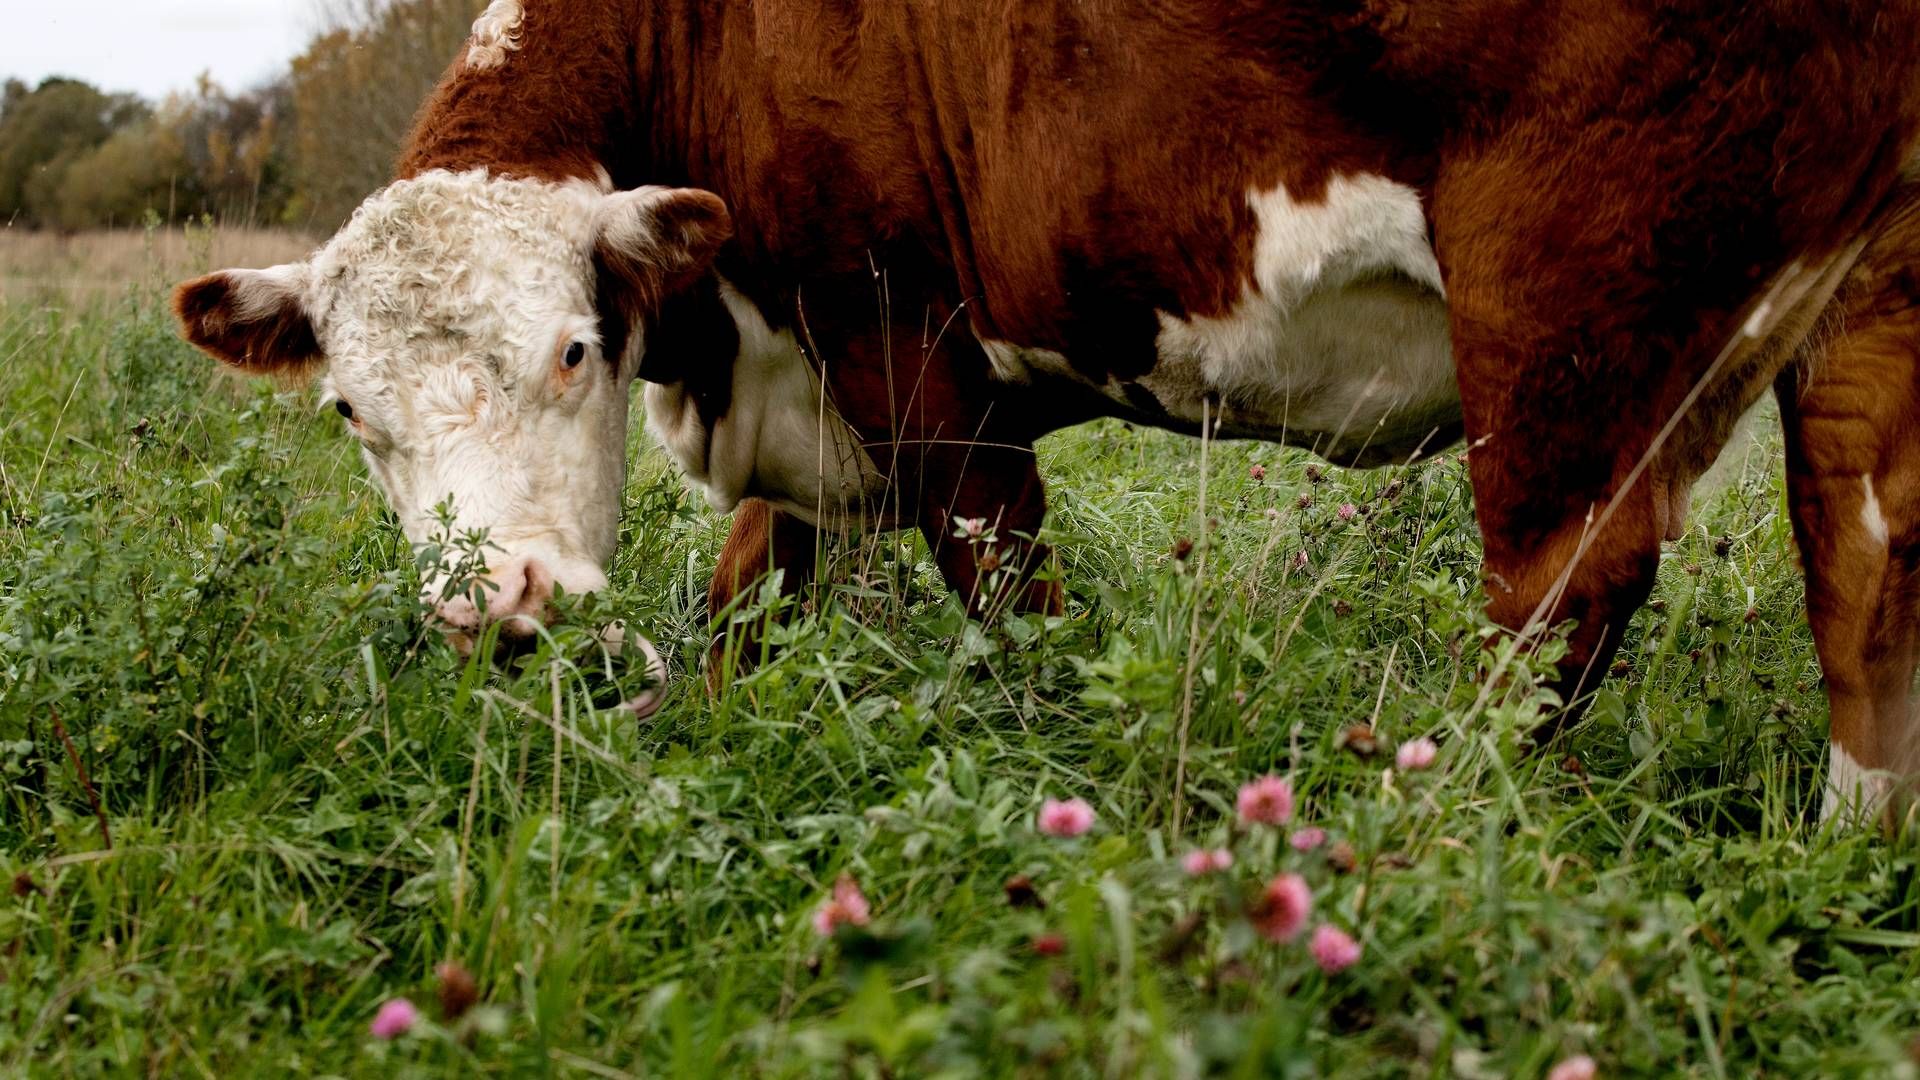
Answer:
1824;743;1894;826
1860;474;1891;547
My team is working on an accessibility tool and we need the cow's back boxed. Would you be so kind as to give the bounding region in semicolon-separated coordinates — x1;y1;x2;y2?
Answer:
686;1;1920;465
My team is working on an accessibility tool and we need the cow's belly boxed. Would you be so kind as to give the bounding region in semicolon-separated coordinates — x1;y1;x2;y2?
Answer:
1138;270;1458;465
985;173;1464;467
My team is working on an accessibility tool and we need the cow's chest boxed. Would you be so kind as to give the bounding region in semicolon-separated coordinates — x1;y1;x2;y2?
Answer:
645;282;898;529
986;174;1462;466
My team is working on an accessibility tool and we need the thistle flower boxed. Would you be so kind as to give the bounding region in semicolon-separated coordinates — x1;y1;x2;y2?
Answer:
1253;873;1312;943
1181;848;1234;876
1309;924;1362;973
1038;797;1096;838
1395;737;1439;772
1548;1056;1597;1080
1290;827;1327;852
370;998;420;1040
1236;775;1294;826
812;875;872;936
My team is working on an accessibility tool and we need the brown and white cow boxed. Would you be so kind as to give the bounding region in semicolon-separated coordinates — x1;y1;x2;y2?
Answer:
174;0;1920;823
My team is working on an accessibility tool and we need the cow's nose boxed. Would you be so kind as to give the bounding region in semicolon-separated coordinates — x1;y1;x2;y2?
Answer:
433;555;557;640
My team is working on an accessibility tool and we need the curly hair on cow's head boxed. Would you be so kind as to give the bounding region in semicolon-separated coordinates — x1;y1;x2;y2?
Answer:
465;0;525;71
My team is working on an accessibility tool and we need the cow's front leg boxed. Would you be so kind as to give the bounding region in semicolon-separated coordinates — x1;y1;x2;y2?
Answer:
1442;271;1670;707
913;441;1063;617
1462;408;1665;711
811;312;1068;619
706;498;819;692
1778;200;1920;827
1432;122;1881;729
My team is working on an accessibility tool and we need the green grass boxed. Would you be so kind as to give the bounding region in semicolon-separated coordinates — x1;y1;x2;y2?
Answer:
4;271;1920;1078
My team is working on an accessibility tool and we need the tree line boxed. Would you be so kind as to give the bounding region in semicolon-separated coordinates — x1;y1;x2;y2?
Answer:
0;0;483;233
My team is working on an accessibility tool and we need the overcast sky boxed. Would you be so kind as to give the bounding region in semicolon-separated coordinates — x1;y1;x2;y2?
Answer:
2;2;317;101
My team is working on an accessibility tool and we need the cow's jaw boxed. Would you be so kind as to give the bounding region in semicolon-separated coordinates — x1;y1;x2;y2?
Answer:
306;170;634;630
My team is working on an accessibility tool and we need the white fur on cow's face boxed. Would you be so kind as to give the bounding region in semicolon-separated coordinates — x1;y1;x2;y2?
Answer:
300;170;634;607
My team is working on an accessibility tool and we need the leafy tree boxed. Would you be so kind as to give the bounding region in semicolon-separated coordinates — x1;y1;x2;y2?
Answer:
0;0;483;230
31;114;191;231
288;0;485;229
167;76;298;227
0;78;147;223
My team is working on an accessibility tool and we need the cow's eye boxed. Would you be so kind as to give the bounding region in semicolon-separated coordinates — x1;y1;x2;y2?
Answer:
563;342;587;369
335;400;355;422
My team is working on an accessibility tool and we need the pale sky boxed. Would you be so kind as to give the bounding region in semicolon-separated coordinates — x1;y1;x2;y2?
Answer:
2;2;317;101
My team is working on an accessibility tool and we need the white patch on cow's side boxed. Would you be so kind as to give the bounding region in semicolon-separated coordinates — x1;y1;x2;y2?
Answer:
1824;743;1893;826
1861;474;1890;547
644;282;893;528
466;0;526;70
979;338;1076;386
1147;175;1460;463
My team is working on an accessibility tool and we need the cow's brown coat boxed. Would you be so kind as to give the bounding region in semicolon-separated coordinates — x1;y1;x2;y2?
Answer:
192;0;1920;815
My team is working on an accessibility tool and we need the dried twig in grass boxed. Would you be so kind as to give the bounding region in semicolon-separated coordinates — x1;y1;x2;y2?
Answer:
49;710;110;850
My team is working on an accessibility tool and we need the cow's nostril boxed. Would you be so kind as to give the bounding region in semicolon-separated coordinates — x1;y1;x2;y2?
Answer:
429;555;583;647
434;594;481;633
521;559;554;609
490;632;543;660
481;556;555;626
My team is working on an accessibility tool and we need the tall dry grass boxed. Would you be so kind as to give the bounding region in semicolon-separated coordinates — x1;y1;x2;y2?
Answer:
0;226;313;307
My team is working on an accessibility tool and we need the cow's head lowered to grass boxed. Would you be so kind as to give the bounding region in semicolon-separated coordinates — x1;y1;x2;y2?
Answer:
173;169;730;651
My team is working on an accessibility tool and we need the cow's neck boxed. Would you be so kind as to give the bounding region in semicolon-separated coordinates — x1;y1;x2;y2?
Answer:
400;2;927;283
396;0;691;186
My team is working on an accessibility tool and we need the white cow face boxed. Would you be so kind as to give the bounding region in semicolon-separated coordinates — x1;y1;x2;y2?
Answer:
174;169;730;647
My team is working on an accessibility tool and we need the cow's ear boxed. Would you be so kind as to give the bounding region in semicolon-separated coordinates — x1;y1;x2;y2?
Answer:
593;187;732;376
173;264;322;376
593;187;732;309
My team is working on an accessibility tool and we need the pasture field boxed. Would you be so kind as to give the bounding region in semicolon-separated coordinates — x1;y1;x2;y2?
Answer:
2;246;1918;1078
0;227;312;308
